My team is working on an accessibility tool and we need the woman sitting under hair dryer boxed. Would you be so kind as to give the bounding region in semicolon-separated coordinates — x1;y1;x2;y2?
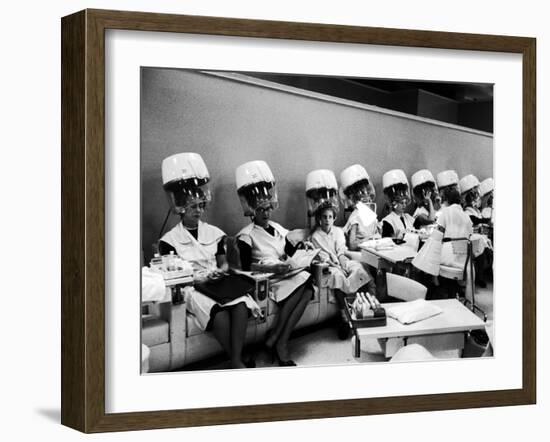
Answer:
306;169;376;339
305;169;340;229
411;169;441;229
235;160;313;367
460;174;492;227
340;164;380;251
381;169;415;239
479;177;494;224
158;153;260;369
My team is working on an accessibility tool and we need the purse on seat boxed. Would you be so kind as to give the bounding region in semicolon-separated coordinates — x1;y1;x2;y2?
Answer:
194;274;256;304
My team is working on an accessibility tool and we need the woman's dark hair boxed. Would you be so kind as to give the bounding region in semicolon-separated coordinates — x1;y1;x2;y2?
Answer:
343;178;370;199
237;181;275;206
314;203;337;226
412;181;436;200
173;188;206;207
383;183;408;201
163;176;208;193
463;189;480;207
440;185;461;205
164;177;209;208
306;187;337;200
315;204;337;219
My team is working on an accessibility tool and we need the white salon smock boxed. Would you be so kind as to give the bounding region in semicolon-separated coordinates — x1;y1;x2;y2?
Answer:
464;206;483;219
161;221;260;331
413;206;430;219
236;221;310;303
381;211;415;239
343;206;379;241
481;207;494;222
310;227;372;294
437;204;474;268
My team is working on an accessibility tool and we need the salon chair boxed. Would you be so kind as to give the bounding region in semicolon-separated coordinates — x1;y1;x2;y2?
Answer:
439;237;487;321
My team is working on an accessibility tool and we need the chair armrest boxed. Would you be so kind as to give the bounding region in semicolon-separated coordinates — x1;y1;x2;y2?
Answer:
311;262;330;288
442;237;470;243
158;294;188;370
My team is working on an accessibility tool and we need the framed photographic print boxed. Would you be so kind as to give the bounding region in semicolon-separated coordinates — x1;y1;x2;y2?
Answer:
61;9;536;433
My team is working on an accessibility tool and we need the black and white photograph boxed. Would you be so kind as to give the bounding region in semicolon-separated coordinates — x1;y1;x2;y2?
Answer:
5;0;545;439
140;68;494;373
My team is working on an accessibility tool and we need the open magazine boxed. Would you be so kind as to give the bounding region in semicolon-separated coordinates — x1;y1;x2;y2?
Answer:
231;248;320;282
286;249;321;270
266;249;321;282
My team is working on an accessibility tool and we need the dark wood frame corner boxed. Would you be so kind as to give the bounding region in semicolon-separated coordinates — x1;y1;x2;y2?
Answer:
61;8;536;433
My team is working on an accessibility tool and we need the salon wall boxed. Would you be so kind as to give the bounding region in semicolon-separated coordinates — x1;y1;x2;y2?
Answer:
141;68;493;259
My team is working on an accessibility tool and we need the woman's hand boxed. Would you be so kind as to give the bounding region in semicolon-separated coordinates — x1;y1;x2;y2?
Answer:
193;270;209;284
423;189;435;207
273;263;291;274
342;258;357;276
348;227;364;251
207;269;225;281
355;229;368;243
317;251;330;263
301;241;315;251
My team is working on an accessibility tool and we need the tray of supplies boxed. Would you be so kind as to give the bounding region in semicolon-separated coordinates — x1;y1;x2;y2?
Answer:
344;292;387;328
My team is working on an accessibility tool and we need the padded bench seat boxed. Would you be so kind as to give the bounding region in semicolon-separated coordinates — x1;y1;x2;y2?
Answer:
142;315;169;347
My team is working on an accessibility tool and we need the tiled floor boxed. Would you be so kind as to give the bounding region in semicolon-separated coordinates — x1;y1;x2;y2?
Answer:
185;282;493;371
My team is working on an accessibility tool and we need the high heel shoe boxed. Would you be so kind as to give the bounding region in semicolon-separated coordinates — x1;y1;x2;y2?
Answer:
264;328;276;349
271;347;296;367
263;328;279;360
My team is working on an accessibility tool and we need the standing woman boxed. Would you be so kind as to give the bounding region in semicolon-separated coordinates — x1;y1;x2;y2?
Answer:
158;153;260;369
459;174;493;287
413;170;474;298
435;170;474;269
235;161;313;366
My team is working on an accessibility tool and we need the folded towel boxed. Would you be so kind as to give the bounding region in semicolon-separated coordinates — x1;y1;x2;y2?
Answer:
386;273;427;302
362;237;395;250
142;267;167;302
402;232;420;251
356;202;378;229
386;299;443;325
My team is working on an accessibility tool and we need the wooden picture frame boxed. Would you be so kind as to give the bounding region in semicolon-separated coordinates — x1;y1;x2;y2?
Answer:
61;9;536;433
